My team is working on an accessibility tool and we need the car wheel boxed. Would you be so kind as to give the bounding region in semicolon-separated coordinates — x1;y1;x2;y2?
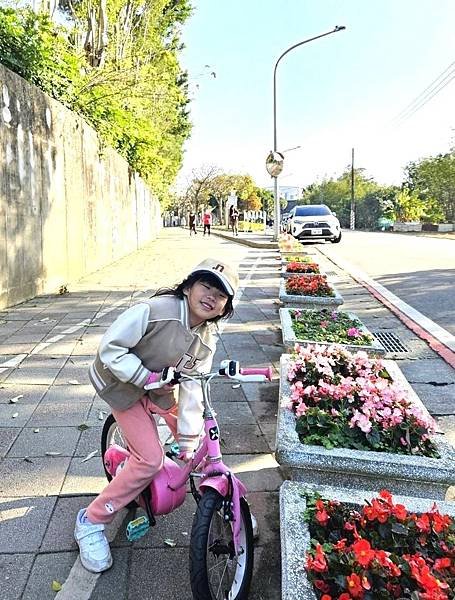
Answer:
331;232;342;244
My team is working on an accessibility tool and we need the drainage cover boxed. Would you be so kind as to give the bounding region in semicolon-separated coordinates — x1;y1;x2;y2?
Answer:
373;332;409;353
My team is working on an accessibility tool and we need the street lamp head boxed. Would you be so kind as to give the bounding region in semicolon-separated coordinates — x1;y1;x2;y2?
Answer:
334;25;346;31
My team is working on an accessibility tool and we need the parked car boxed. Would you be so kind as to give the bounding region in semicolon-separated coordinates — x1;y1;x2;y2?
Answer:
286;204;342;243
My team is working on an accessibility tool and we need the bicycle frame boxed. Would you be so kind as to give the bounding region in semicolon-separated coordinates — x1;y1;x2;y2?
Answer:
159;372;249;552
104;363;272;552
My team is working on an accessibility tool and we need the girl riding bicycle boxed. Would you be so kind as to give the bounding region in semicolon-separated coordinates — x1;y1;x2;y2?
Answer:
75;258;239;573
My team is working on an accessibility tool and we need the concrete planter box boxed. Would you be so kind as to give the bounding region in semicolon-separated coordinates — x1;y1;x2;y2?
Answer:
279;307;385;356
393;221;422;232
280;480;455;600
276;355;455;498
438;223;454;232
280;250;319;260
279;279;343;309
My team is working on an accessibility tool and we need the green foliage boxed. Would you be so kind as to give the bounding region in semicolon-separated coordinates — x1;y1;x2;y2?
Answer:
302;168;382;229
0;8;82;102
404;151;455;222
393;189;425;222
0;3;192;201
255;187;274;214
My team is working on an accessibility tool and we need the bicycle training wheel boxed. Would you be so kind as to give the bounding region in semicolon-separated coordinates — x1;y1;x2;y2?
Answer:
189;489;254;600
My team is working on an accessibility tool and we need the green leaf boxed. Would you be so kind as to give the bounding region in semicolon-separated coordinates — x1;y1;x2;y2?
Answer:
51;580;62;591
391;522;409;536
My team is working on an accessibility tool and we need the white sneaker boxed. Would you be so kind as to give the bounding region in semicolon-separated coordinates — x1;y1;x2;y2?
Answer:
251;513;259;540
74;509;113;573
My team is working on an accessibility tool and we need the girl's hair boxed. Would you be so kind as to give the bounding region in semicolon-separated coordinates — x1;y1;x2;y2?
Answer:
154;272;234;322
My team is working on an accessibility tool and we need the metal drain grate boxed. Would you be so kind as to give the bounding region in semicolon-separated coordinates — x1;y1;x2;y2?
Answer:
373;332;409;353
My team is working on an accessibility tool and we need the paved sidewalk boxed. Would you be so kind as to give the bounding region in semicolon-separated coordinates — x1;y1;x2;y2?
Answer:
0;229;284;600
0;227;453;599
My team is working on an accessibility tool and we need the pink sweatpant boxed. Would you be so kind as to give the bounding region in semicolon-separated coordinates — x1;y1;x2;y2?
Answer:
86;396;178;524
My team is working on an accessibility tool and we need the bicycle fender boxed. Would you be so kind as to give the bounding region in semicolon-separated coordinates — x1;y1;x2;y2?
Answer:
199;473;247;498
199;473;248;553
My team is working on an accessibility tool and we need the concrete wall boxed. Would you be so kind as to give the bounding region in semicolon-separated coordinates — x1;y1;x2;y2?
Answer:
0;64;161;309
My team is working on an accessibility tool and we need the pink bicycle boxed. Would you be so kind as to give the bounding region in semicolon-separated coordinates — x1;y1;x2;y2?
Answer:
101;360;272;600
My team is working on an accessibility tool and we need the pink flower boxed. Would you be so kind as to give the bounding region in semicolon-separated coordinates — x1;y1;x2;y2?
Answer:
295;402;308;417
347;327;361;338
350;410;373;433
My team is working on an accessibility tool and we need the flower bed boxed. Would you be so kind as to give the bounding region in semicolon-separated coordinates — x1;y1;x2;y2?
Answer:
279;308;385;356
286;274;332;296
283;255;313;263
280;481;455;600
279;277;344;309
281;261;321;277
276;348;455;497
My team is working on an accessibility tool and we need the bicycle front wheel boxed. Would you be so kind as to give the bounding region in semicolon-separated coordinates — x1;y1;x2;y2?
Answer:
189;489;254;600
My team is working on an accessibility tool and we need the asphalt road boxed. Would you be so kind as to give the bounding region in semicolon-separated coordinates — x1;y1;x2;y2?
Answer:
311;230;455;336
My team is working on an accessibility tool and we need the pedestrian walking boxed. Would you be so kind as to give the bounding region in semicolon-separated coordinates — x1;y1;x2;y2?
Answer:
202;211;212;236
74;258;239;573
189;212;197;235
229;205;239;237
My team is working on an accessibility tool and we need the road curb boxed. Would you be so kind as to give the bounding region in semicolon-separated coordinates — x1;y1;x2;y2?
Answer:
318;247;455;370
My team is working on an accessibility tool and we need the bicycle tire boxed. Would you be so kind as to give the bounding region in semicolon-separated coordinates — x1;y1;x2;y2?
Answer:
189;489;254;600
100;413;138;509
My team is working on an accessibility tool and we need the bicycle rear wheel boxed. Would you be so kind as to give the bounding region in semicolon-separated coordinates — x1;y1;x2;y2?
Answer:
189;489;254;600
101;413;128;482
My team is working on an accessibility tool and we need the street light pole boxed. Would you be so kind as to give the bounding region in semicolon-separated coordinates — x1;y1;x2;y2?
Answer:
272;25;346;241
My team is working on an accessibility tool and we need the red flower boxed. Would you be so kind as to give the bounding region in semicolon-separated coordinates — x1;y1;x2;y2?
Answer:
338;595;352;600
363;498;390;523
316;507;330;526
346;573;364;598
306;543;328;573
430;510;452;533
378;489;393;503
321;595;332;600
415;513;431;533
434;557;451;571
352;539;375;568
392;503;408;521
333;538;347;551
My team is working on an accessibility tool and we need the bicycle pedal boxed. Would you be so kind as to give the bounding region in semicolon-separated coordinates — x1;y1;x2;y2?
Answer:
126;515;150;541
165;442;180;457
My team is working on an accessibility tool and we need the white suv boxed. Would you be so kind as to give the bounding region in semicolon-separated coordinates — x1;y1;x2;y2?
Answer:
287;204;342;243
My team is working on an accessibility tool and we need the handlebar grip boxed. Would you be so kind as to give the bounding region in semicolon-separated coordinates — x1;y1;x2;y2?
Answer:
239;367;272;381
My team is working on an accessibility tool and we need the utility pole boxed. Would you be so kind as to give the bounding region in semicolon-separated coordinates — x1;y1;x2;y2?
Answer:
350;147;355;230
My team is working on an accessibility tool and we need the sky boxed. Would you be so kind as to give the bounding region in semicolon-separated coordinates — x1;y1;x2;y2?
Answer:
177;0;455;193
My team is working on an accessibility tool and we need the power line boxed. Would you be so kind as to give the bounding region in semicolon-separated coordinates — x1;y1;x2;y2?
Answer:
390;60;455;126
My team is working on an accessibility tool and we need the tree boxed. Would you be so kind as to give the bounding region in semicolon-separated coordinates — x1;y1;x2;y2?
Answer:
1;2;192;201
302;168;380;228
393;189;426;222
183;166;220;215
404;151;455;222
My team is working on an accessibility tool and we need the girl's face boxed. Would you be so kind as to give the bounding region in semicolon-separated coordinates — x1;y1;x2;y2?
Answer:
185;280;229;327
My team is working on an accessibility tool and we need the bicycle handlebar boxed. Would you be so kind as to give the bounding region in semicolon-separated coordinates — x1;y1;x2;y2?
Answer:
239;367;273;381
145;362;273;389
